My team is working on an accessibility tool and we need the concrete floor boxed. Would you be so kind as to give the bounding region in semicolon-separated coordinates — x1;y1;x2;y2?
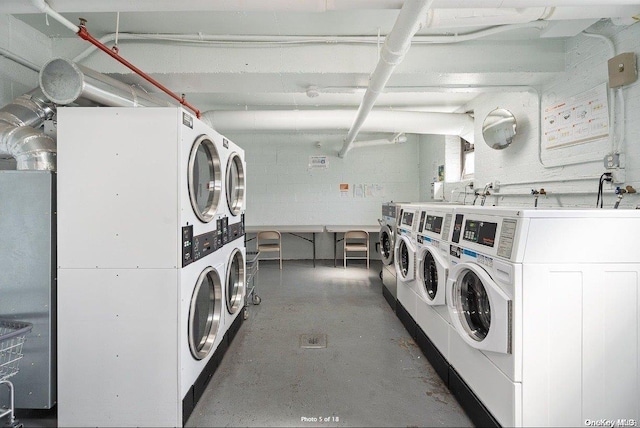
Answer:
187;259;472;428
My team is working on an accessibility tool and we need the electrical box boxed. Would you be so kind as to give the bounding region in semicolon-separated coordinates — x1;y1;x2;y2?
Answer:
608;52;637;88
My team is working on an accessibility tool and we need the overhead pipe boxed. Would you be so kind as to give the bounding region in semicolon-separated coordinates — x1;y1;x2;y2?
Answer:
30;0;201;117
39;58;173;108
0;89;56;171
339;0;435;158
351;133;407;150
201;110;474;141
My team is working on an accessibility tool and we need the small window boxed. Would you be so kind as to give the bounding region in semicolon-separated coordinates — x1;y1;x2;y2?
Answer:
461;138;474;180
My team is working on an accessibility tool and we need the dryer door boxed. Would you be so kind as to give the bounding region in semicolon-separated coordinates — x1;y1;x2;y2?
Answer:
394;234;415;282
379;224;394;266
189;266;223;360
416;246;447;306
446;262;511;354
226;152;245;217
188;135;222;223
226;248;246;314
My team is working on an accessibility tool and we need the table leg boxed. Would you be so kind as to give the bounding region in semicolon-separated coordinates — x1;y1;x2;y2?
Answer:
333;232;337;267
312;233;316;268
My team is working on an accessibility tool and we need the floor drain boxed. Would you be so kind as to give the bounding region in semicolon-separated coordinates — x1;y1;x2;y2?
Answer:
300;333;327;349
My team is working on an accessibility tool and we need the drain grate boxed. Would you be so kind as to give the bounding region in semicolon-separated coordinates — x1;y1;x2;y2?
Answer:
299;333;327;349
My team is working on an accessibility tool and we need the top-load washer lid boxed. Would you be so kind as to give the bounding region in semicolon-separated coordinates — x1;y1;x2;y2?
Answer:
446;262;511;354
379;224;394;266
189;266;223;360
188;135;222;223
417;246;447;306
226;248;246;314
226;152;245;216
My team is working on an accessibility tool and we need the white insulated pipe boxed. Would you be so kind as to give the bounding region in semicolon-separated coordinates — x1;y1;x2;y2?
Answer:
339;0;435;158
30;0;79;33
351;133;408;149
201;110;474;142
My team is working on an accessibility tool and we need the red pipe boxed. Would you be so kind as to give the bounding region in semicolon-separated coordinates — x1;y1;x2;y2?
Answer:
77;24;201;118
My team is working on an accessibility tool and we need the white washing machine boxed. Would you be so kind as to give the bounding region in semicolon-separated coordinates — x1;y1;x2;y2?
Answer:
57;107;234;427
221;240;247;344
394;203;421;334
379;202;402;308
445;206;640;427
414;204;455;365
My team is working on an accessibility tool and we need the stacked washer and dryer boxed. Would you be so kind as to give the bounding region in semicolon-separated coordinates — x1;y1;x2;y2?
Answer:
379;202;403;310
56;107;246;427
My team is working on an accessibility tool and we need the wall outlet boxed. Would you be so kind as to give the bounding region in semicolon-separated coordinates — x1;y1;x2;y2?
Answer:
608;52;638;88
604;153;621;169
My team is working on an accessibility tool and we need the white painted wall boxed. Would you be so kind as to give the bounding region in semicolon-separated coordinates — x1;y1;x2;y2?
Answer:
0;14;51;171
419;20;640;210
226;132;420;260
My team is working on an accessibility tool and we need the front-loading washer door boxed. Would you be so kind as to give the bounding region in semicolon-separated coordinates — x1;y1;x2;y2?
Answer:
417;246;447;306
189;266;223;360
394;235;415;282
226;152;245;217
226;248;246;314
379;224;394;266
446;262;511;354
188;135;222;223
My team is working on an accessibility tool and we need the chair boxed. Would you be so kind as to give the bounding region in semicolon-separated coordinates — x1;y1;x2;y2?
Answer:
344;230;369;269
256;230;282;270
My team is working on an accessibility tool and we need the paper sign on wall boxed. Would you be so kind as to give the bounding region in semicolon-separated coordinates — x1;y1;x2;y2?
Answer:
542;83;609;150
309;155;328;169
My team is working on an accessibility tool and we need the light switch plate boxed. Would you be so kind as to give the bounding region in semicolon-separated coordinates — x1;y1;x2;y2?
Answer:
608;52;637;88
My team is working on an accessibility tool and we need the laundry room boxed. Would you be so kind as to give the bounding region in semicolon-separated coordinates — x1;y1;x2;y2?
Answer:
1;1;639;428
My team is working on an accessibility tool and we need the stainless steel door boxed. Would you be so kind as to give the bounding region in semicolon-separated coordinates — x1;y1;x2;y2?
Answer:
189;267;223;360
188;135;222;223
225;152;245;216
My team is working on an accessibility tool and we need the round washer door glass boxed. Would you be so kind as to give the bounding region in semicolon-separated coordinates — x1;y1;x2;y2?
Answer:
189;267;222;360
227;249;245;314
188;135;222;222
455;269;491;341
398;239;410;277
380;226;393;265
422;250;438;300
226;152;245;216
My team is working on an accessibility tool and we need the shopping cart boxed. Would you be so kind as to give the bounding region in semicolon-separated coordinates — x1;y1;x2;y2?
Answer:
243;251;261;320
0;320;32;428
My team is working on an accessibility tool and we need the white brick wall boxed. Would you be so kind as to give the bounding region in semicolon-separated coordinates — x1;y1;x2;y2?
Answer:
419;20;640;210
226;132;421;259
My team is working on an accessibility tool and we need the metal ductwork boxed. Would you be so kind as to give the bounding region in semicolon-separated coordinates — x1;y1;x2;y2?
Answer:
39;58;173;108
0;89;56;171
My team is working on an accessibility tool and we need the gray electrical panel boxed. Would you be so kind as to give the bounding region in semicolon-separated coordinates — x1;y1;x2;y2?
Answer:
0;170;56;409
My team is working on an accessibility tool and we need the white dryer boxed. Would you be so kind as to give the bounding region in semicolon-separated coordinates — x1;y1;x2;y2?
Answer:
180;257;226;419
414;204;455;371
445;206;640;427
216;135;246;248
57;107;236;427
394;203;421;336
182;115;226;236
221;241;247;345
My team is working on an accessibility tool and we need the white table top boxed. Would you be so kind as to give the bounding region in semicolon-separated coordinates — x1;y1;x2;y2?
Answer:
245;225;325;233
325;225;380;233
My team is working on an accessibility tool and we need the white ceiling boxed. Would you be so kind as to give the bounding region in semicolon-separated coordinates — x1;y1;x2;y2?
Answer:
4;1;640;117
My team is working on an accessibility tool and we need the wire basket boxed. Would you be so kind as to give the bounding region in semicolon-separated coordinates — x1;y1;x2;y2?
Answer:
0;320;32;383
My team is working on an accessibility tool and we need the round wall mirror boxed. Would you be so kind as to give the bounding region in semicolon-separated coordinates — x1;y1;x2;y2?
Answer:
482;108;517;150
